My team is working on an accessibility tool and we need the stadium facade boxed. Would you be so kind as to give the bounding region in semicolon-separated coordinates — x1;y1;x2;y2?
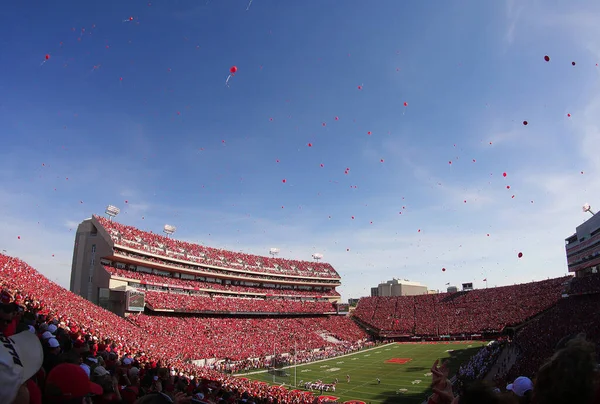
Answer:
565;211;600;275
70;214;342;317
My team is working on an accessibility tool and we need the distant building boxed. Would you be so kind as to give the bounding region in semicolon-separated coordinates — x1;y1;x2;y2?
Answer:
447;286;458;293
370;287;379;297
565;209;600;276
375;279;427;297
348;298;360;306
427;290;438;294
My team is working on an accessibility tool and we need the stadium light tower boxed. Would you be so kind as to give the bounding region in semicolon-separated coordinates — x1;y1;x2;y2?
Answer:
105;205;120;221
269;248;280;257
163;224;177;238
583;203;596;217
312;253;323;262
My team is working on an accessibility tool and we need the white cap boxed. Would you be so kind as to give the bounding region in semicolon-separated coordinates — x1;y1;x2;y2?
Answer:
47;324;57;334
507;376;533;397
94;366;110;377
42;331;53;340
47;338;60;349
128;367;140;378
0;331;44;403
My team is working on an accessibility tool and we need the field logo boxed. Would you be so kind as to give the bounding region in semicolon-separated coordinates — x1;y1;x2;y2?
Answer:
411;379;422;385
385;358;412;364
325;367;341;372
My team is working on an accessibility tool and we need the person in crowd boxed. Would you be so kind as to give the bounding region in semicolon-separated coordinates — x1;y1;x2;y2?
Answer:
0;329;44;404
505;376;533;404
45;363;104;403
533;334;598;404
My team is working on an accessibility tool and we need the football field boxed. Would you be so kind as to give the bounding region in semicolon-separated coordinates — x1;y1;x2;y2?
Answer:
238;342;486;403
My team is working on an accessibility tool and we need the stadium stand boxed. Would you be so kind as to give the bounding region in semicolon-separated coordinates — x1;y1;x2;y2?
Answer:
142;290;336;313
353;277;570;336
0;253;367;403
95;216;340;279
104;265;340;298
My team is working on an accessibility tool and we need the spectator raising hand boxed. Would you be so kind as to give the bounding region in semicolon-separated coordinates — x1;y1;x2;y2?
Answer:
429;359;456;404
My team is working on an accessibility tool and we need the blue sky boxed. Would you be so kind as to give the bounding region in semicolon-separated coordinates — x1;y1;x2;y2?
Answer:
1;0;599;300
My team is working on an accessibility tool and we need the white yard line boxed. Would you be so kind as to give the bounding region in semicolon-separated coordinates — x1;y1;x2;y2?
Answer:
234;343;396;376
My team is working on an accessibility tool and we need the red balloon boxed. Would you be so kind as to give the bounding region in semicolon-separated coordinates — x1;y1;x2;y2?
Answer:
129;16;134;21
442;268;446;272
367;131;372;135
506;185;510;189
45;54;50;60
503;172;507;177
567;113;571;117
403;102;408;107
523;121;528;126
307;143;312;147
230;66;237;74
544;55;550;62
282;179;286;183
572;61;576;66
518;252;523;258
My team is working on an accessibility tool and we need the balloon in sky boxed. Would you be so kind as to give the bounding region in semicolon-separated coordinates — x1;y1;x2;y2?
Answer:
544;55;550;62
225;66;238;87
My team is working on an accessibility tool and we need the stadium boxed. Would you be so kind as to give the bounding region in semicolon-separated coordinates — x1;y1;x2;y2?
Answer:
1;206;599;403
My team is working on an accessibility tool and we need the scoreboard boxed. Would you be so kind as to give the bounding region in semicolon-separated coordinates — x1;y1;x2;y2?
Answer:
126;290;145;312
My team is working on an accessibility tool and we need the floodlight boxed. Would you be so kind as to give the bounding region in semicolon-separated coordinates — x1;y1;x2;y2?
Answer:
582;203;595;216
163;224;177;237
269;248;280;257
105;205;120;220
312;253;323;261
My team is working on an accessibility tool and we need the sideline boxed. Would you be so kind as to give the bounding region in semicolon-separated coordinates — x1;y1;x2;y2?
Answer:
234;343;396;376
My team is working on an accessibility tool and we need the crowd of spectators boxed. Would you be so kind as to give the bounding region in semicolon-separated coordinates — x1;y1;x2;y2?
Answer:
455;340;505;388
428;331;600;404
353;277;570;335
143;291;336;313
505;292;600;385
105;266;339;299
96;216;339;279
111;250;341;291
0;253;369;403
568;272;600;296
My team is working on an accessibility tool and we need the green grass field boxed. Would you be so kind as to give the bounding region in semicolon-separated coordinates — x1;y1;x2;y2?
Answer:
237;342;487;403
